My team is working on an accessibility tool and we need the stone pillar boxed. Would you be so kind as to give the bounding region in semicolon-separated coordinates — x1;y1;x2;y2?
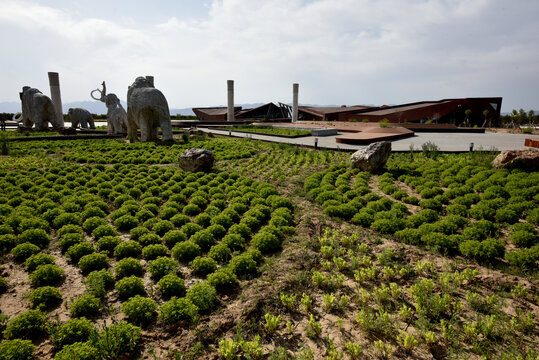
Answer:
292;83;299;123
48;72;64;126
227;80;234;122
145;76;154;87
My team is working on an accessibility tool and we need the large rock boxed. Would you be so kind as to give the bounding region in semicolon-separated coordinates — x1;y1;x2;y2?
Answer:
350;141;391;172
179;148;214;172
492;149;539;171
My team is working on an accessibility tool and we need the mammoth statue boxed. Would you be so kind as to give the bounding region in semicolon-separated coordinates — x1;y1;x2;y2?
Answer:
68;108;95;129
127;76;173;142
16;86;63;130
91;81;127;134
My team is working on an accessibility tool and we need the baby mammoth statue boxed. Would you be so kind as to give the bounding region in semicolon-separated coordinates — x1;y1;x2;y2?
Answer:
68;108;95;129
91;81;127;134
17;86;63;130
127;76;173;142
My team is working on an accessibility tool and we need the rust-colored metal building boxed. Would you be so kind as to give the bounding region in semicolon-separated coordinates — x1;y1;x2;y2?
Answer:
341;98;502;127
236;103;287;120
192;106;242;121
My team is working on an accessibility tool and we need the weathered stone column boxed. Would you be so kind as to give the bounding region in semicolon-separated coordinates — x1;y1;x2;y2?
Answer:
48;72;64;126
292;83;299;123
145;76;154;87
227;80;234;122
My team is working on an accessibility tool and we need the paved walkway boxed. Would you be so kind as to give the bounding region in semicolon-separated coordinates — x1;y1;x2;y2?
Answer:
200;127;534;152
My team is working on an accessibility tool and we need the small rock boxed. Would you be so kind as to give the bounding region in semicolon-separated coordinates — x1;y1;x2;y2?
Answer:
492;149;539;171
178;148;214;172
350;141;391;172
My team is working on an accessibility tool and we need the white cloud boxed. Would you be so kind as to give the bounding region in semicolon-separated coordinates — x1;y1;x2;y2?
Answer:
0;0;538;111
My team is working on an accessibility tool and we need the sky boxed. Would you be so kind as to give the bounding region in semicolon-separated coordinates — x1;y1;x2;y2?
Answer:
1;0;538;113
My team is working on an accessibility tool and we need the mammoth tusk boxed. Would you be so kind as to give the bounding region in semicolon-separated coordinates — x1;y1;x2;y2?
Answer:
90;89;103;101
12;112;22;122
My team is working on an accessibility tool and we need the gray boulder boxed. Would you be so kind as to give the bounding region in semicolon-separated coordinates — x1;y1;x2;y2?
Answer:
350;141;391;172
492;149;539;171
179;148;214;172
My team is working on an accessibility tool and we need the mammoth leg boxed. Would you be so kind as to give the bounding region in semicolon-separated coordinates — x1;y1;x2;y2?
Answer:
160;116;173;141
140;116;151;142
107;116;114;134
127;119;138;140
88;116;95;129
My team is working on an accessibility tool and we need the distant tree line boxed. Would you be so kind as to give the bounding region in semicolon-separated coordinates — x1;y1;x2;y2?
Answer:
499;109;537;128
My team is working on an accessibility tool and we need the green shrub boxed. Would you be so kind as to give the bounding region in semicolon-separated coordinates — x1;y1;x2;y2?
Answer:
11;242;41;261
25;253;55;272
495;207;519;224
251;231;281;253
370;218;405;234
121;295;157;326
395;228;422;245
97;321;141;357
115;258;143;279
183;204;201;216
162;230;187;249
505;247;538;270
419;199;443;212
137;233;161;247
69;295;101;318
129;226;150;241
66;242;95;264
96;236;121;255
527;208;539;225
82;206;106;220
152;220;174;236
157;274;185;298
459;239;505;262
147;256;179;280
159;206;179;220
4;310;47;339
222;234;246;251
18;229;49;249
228;253;258;277
85;269;114;298
207;224;227;239
53;213;82;228
207;268;239;293
422;232;456;255
52;318;96;349
114;241;142;259
186;282;217;313
172;241;201;262
53;341;99;360
194;213;211;227
170;214;190;227
0;339;36;360
113;215;138;231
91;225;117;240
510;231;537;248
208;244;232;264
190;256;217;277
135;209;153;223
29;264;65;287
56;224;84;237
228;223;251;239
0;234;17;254
28;286;62;310
469;203;496;221
82;217;107;234
115;276;145;300
78;253;109;274
158;297;198;325
142;244;168;260
181;223;202;237
58;233;85;253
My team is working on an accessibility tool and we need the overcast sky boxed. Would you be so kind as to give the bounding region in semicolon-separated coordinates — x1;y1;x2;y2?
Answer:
1;0;538;112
